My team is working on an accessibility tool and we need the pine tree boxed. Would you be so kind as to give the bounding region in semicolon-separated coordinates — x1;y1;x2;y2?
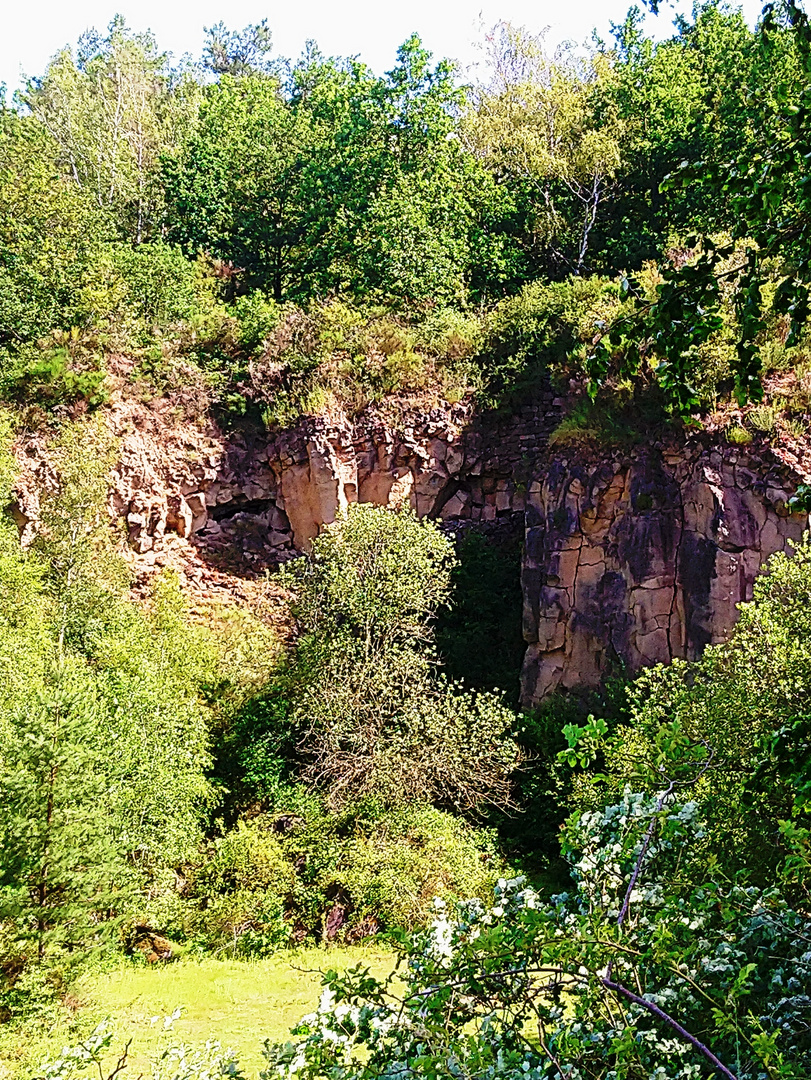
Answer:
0;672;131;963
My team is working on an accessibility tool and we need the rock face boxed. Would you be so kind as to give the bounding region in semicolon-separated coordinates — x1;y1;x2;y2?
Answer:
98;392;561;568
12;390;809;705
520;442;807;703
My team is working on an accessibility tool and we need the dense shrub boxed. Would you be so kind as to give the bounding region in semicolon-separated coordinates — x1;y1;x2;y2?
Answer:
329;806;501;932
4;330;110;409
280;505;520;811
479;276;624;405
156;803;503;953
242;299;482;423
100;243;218;327
181;822;294;956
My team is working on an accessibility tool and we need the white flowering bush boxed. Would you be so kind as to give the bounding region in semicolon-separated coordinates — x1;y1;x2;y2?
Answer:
34;1018;245;1080
151;1041;245;1080
34;790;811;1080
263;790;811;1080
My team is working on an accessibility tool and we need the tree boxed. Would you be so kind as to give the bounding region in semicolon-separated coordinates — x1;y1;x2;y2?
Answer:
464;22;623;274
266;802;811;1080
165;36;502;306
588;1;811;412
203;20;276;78
267;726;811;1080
32;422;215;866
592;2;765;271
291;639;518;812
163;71;317;300
25;16;202;241
280;505;520;811
0;108;103;351
0;677;130;964
0;427;129;969
285;501;454;646
88;571;215;867
263;521;811;1080
5;420;214;870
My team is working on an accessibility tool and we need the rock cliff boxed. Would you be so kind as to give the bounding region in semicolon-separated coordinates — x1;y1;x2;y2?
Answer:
520;442;807;702
11;390;810;706
97;390;560;564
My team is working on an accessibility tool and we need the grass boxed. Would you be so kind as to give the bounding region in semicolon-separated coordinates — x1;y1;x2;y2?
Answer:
2;947;394;1080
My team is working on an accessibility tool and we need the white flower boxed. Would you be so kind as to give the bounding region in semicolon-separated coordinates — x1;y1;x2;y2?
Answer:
318;988;336;1013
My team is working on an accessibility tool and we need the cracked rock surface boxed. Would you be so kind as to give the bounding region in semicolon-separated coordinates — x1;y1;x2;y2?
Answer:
520;441;807;704
12;390;810;703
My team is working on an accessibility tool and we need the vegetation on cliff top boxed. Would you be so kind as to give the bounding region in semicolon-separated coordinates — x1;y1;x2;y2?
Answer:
5;0;811;432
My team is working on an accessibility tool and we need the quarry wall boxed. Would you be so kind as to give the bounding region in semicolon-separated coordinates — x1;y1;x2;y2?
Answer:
13;390;809;706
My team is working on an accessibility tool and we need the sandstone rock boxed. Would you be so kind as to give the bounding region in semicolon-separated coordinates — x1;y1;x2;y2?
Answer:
7;500;30;537
440;490;469;519
186;493;207;534
129;925;175;964
269;505;289;531
165;495;193;538
520;442;807;704
635;627;670;664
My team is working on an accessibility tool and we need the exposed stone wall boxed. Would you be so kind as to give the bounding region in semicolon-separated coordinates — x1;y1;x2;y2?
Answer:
12;390;810;705
101;392;561;570
520;441;807;703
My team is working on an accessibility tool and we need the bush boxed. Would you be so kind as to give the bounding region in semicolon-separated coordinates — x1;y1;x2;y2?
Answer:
9;338;109;409
234;290;282;353
726;422;752;444
105;243;213;326
332;806;502;932
281;505;520;811
195;822;293;899
181;821;294;956
415;306;484;361
747;402;776;432
151;802;503;951
481;276;621;404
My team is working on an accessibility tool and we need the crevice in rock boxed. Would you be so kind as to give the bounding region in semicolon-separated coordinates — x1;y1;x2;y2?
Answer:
208;497;276;522
666;483;685;660
427;478;465;519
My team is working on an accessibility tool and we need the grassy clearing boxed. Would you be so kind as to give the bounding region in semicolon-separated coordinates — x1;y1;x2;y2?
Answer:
2;947;394;1079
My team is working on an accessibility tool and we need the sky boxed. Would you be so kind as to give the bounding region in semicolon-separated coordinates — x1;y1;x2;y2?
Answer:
0;0;766;93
